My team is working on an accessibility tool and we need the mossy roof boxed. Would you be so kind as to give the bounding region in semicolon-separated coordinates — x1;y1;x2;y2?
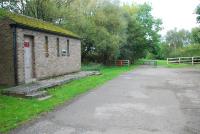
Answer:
0;9;79;39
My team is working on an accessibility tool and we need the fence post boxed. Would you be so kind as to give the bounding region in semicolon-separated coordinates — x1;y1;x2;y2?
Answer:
167;58;169;64
192;57;194;65
179;58;181;64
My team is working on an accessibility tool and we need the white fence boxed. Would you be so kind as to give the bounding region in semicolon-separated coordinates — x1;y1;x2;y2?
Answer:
115;60;130;66
167;56;200;65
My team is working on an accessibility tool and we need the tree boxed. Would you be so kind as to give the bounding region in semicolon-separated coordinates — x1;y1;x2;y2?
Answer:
92;1;125;64
196;4;200;23
24;0;63;22
120;18;147;62
136;3;162;55
165;28;191;54
157;42;173;59
158;29;197;58
60;0;127;64
120;3;162;62
0;0;163;64
0;0;26;13
191;27;200;44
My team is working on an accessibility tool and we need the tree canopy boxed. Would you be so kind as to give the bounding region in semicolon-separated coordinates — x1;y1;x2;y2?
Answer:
0;0;162;64
196;4;200;23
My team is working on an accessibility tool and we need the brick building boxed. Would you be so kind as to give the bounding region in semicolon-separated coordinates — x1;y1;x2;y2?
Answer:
0;10;81;86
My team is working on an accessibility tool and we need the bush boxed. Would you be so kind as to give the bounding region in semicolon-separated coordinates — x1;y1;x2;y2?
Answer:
172;44;200;57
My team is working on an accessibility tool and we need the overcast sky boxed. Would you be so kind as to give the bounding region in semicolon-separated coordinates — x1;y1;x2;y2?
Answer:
121;0;200;35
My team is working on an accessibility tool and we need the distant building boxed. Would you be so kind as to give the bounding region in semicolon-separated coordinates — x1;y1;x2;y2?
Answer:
0;10;81;86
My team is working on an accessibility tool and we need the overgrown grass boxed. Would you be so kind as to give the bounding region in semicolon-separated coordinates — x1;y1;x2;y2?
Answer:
0;65;138;133
81;63;103;71
0;85;9;92
0;86;6;90
157;60;194;68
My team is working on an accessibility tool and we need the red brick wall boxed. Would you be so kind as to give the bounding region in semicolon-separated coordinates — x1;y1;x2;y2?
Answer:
0;19;15;85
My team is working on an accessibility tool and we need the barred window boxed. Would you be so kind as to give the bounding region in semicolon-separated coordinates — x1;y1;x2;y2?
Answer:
44;36;49;57
57;38;60;57
67;39;70;56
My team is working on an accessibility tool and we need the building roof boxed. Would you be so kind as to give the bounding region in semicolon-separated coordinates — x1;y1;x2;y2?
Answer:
0;9;79;39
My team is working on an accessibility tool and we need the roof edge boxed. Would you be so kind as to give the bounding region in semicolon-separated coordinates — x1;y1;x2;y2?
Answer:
1;9;80;39
10;23;81;40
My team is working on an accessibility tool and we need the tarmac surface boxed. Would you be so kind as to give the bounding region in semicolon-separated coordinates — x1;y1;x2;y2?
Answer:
12;66;200;134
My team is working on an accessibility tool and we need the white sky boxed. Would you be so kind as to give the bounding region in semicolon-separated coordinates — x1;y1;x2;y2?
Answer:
121;0;200;36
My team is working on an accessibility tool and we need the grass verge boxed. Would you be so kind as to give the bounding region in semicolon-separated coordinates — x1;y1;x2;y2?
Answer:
81;63;103;71
0;86;10;94
0;85;9;91
0;65;138;133
157;60;194;68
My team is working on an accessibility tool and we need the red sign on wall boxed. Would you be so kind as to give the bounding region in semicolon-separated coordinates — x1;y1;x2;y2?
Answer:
24;42;30;48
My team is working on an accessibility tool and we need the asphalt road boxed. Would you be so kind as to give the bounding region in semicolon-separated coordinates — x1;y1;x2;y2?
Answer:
12;66;200;134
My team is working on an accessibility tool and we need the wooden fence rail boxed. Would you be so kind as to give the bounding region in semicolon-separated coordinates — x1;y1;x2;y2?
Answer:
167;56;200;65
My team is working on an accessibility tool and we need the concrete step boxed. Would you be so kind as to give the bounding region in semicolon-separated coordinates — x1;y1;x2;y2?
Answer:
38;95;52;101
25;91;48;99
2;71;100;99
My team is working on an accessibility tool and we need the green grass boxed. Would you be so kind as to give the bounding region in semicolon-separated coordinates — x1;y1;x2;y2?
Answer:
0;65;138;133
0;86;6;90
0;85;9;92
81;63;103;71
157;60;194;68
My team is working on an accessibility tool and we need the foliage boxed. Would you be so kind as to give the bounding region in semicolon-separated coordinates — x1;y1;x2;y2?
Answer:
191;27;200;44
24;0;58;22
158;28;199;59
196;4;200;23
0;0;26;13
157;43;173;59
0;0;162;64
61;0;127;64
136;3;162;54
158;43;200;59
120;17;147;62
174;44;200;57
0;0;68;22
165;28;191;49
120;3;162;63
0;65;138;133
157;4;200;60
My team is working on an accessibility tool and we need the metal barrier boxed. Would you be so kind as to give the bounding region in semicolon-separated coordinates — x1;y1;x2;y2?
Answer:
167;56;200;65
143;60;157;67
115;60;130;66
